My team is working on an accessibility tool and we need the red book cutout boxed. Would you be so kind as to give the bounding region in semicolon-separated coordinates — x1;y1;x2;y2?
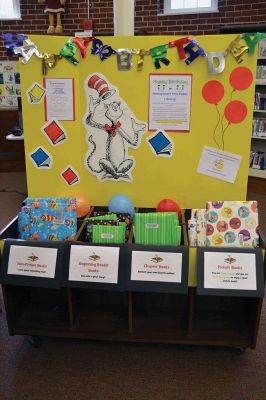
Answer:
43;121;66;145
62;167;79;185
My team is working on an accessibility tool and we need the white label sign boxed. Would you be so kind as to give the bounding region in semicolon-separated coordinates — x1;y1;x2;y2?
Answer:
7;245;58;278
131;251;182;283
204;252;257;291
197;146;242;184
69;245;120;284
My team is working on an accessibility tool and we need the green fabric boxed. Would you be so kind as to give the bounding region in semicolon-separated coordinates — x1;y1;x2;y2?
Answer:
92;224;126;244
134;212;181;245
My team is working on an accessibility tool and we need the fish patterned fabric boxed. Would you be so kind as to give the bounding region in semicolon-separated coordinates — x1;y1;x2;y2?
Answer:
18;197;77;241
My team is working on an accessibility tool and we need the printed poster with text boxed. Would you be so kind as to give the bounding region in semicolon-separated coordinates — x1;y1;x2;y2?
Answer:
149;73;192;132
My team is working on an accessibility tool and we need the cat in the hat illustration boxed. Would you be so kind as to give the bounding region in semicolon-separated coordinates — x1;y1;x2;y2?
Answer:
84;74;147;181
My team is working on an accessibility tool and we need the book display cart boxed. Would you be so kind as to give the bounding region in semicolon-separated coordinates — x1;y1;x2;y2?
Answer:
0;208;265;352
0;33;265;352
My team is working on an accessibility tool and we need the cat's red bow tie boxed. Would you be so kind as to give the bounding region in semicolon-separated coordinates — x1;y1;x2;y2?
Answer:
105;121;121;137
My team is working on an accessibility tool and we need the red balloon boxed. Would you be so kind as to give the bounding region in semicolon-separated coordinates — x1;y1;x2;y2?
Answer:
202;80;225;105
224;100;247;124
156;199;182;220
229;67;253;91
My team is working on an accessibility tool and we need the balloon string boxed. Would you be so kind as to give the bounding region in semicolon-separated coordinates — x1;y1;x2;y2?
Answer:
221;89;234;131
220;89;234;148
221;122;230;151
213;105;221;149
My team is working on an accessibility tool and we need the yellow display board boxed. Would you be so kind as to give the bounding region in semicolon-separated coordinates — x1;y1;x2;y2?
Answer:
19;34;257;208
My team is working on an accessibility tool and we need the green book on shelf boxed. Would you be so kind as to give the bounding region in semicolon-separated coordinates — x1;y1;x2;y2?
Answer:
92;224;126;244
134;212;181;246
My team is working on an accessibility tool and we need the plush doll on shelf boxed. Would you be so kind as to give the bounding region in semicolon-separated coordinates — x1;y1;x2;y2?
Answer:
38;0;66;34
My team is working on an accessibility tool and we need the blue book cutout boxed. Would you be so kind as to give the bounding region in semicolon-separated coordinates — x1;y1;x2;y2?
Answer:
31;148;51;167
148;131;172;155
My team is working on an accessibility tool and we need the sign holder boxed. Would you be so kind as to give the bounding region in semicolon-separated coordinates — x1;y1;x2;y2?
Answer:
62;242;127;291
126;244;189;294
197;247;264;298
0;239;64;288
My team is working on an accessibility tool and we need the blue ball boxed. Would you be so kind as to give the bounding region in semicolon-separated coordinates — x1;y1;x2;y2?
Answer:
108;194;135;220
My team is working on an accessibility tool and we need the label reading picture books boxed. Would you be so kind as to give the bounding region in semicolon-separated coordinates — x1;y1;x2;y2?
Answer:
204;252;257;291
131;251;183;283
148;73;192;132
7;245;58;278
44;78;75;121
68;245;120;284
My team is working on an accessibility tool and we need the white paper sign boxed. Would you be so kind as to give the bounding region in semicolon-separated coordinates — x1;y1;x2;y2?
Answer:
131;251;182;283
197;146;242;183
149;74;192;131
204;252;257;291
44;78;75;121
7;245;58;278
69;245;120;284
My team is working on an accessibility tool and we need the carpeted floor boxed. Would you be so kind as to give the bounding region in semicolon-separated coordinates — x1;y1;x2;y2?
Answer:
0;172;266;400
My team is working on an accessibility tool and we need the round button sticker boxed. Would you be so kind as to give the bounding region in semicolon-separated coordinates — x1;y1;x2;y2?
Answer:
224;231;236;244
238;206;250;218
245;217;256;230
211;201;224;209
251;201;258;213
221;207;233;219
207;211;219;223
212;233;224;245
229;217;241;230
216;220;228;232
206;224;214;236
239;229;251;242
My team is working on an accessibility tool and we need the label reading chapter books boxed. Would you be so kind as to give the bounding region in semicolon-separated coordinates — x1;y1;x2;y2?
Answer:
131;251;182;283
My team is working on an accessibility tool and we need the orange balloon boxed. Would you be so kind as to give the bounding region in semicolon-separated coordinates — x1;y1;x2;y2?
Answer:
72;195;91;218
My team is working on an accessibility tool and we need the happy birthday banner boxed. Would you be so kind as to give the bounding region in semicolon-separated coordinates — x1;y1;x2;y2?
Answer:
8;33;258;208
0;32;264;74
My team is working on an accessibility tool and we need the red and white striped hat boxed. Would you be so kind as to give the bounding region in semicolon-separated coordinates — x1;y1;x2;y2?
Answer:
87;75;115;101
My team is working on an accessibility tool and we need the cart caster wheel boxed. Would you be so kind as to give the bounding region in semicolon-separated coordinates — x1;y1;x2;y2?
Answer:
27;336;41;348
235;347;246;355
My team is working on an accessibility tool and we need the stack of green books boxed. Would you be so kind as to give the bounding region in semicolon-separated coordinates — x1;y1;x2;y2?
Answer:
134;212;181;246
85;213;126;244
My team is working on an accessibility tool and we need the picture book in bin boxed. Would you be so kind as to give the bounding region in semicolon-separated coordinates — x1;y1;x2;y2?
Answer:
18;197;77;241
206;201;259;248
